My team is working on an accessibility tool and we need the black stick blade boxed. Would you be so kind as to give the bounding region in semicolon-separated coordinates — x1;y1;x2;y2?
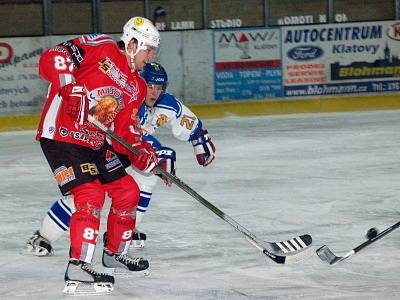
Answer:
263;249;286;264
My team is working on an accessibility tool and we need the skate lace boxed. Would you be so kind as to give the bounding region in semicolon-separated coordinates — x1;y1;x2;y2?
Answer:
117;254;143;266
82;263;108;276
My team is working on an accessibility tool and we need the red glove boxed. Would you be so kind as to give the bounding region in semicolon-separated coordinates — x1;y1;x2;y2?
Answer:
59;83;88;124
130;142;158;173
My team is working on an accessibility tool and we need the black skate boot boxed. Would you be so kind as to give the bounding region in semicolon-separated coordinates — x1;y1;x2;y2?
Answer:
63;259;115;295
102;249;150;276
26;230;54;256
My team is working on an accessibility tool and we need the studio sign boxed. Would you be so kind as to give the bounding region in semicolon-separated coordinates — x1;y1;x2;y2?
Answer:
287;45;323;61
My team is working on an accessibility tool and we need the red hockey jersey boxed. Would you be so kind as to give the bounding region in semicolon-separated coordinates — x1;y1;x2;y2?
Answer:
36;34;147;156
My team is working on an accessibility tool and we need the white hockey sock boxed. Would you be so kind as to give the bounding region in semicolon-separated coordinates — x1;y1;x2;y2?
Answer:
135;210;145;230
131;171;157;231
40;213;67;242
40;197;74;243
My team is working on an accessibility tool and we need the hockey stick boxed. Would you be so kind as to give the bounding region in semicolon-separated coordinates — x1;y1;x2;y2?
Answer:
316;220;400;265
88;115;312;264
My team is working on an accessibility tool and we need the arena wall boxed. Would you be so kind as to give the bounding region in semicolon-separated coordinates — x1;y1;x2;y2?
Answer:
1;21;400;131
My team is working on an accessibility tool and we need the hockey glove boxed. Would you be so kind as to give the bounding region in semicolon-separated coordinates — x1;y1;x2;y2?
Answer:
129;142;158;173
154;146;176;187
59;83;88;124
191;129;216;167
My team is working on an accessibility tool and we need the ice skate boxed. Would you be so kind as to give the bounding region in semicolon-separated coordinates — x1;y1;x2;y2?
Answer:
63;259;114;295
102;249;150;277
130;230;147;248
26;230;54;257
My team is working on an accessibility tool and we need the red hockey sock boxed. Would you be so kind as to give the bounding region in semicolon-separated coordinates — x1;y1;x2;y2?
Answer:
69;180;105;262
106;210;135;254
103;175;140;254
70;211;100;262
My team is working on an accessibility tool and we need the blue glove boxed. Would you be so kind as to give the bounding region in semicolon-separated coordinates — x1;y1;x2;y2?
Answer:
190;129;215;167
154;146;176;186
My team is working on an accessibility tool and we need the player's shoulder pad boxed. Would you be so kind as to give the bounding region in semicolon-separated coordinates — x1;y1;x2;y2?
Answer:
80;34;116;46
154;92;183;117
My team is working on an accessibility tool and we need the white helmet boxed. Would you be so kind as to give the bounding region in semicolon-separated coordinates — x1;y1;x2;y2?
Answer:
121;17;160;60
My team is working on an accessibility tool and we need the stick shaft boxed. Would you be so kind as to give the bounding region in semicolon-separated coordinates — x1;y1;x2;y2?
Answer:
88;116;276;258
353;221;400;254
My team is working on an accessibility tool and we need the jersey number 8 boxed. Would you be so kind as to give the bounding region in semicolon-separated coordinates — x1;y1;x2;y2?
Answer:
54;55;74;72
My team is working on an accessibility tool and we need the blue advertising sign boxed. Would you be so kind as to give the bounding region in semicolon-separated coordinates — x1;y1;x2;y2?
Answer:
213;28;282;100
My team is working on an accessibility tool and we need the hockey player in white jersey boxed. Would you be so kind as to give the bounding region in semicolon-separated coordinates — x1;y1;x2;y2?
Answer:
27;62;216;256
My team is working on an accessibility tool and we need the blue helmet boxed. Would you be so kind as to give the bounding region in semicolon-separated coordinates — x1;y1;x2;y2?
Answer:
141;62;168;90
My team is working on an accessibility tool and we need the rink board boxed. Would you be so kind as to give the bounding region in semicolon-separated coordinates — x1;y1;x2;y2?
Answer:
1;94;400;131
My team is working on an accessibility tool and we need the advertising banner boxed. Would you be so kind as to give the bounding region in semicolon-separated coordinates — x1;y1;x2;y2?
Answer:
213;28;282;100
0;37;48;115
282;21;400;97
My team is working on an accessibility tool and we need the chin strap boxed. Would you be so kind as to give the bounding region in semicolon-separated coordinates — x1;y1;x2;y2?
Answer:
125;45;138;69
130;58;136;69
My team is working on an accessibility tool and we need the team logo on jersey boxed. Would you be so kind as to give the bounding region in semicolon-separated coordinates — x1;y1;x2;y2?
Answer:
104;150;123;171
80;163;99;175
98;57;138;101
58;126;105;150
54;166;75;187
88;86;124;124
91;97;119;124
156;114;168;126
105;150;116;160
88;86;123;100
62;40;84;67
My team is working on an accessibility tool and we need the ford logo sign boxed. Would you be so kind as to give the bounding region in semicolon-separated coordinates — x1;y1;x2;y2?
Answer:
287;45;323;61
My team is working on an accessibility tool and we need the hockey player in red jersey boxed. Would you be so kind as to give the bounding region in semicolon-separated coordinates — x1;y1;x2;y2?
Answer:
36;17;161;295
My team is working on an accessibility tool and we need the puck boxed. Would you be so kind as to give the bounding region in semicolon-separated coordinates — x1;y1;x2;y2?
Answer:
366;227;378;239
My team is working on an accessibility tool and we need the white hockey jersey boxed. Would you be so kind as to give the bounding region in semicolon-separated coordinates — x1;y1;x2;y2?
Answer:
139;92;203;143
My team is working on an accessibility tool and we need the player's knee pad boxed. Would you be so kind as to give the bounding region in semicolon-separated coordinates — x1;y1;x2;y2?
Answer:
71;180;105;217
104;175;140;213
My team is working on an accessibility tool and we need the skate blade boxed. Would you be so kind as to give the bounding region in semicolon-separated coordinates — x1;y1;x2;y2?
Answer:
105;267;150;278
63;281;113;296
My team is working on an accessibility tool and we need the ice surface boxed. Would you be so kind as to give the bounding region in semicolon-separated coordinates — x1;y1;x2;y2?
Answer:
0;110;399;299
